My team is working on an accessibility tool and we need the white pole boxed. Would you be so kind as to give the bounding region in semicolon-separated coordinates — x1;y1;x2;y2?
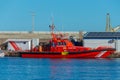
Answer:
32;12;35;33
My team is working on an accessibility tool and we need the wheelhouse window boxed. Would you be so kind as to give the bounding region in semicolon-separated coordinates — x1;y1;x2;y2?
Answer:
57;42;66;46
52;42;56;47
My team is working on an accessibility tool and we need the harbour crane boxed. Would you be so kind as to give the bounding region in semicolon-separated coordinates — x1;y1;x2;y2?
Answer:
111;25;120;32
106;13;120;32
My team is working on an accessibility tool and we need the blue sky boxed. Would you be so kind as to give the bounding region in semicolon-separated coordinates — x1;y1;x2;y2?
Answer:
0;0;120;32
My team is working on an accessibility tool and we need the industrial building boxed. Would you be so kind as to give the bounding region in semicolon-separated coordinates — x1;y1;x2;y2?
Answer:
1;39;39;51
83;32;120;52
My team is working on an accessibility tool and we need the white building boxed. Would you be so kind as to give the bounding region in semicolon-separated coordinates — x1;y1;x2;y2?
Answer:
83;32;120;51
3;39;40;51
5;39;32;51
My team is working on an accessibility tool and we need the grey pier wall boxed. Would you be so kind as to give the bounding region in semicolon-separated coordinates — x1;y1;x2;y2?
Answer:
0;31;81;44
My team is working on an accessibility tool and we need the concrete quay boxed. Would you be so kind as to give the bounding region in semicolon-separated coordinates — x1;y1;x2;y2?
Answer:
108;52;120;58
4;51;20;57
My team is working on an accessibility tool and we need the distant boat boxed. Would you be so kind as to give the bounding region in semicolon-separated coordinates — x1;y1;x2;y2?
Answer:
0;50;5;57
19;23;115;58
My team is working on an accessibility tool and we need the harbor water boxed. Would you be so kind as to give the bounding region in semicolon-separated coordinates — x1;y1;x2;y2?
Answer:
0;57;120;80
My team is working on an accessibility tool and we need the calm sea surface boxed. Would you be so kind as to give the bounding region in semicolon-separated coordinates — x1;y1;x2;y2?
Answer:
0;57;120;80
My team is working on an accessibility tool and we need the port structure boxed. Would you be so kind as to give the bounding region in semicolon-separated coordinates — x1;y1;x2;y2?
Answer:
106;13;120;32
31;12;35;33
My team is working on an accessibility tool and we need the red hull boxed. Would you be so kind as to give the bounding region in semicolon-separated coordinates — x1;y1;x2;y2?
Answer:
20;49;115;58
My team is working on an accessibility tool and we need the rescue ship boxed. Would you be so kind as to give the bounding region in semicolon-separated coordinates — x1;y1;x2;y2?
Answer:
19;23;115;58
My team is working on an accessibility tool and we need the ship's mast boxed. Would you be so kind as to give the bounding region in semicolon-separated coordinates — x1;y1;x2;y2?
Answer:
49;23;55;38
49;17;55;40
49;15;55;33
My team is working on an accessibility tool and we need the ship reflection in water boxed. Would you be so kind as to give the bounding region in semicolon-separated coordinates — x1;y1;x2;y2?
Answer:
0;57;120;80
